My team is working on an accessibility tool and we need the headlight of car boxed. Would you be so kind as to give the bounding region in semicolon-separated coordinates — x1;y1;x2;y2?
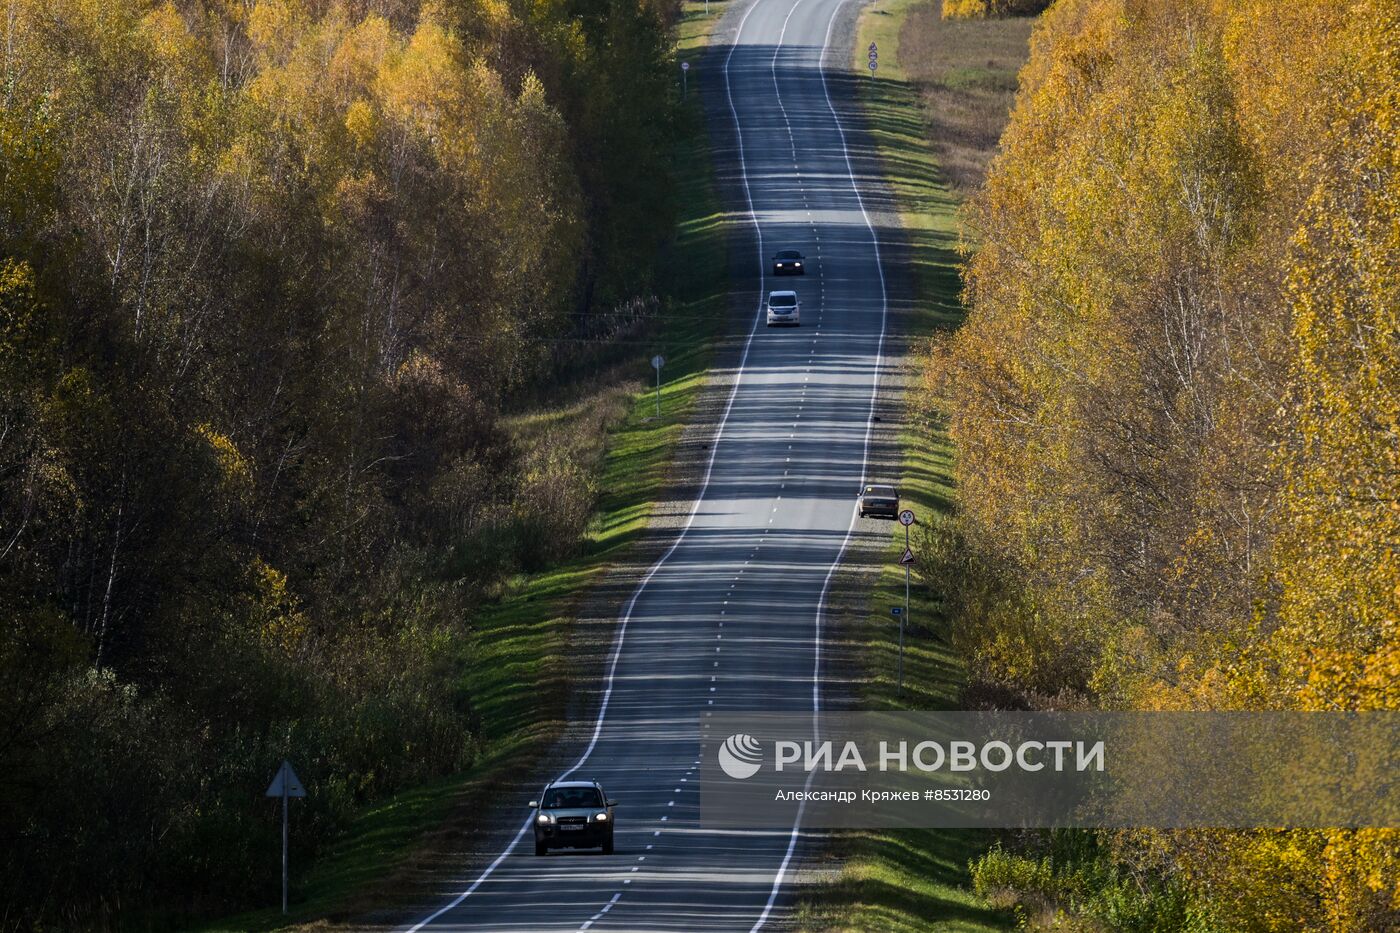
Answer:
594;812;609;822
537;813;553;825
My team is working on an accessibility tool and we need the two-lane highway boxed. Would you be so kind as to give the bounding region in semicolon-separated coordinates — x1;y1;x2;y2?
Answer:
405;0;889;927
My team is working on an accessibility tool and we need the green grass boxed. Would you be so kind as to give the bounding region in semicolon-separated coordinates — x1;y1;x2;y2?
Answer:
850;0;965;711
678;0;732;50
191;13;731;933
791;0;1024;929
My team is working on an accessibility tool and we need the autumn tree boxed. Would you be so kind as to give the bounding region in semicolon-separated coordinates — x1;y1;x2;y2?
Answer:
924;0;1400;926
0;0;678;924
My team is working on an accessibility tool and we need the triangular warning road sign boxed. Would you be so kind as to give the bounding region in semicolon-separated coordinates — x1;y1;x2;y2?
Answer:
265;760;307;798
899;547;915;565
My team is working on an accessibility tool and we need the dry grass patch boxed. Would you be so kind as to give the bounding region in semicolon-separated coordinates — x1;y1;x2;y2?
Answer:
898;1;1033;192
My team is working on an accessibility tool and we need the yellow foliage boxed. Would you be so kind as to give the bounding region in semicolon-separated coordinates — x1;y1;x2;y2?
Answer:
942;0;1047;19
936;0;1400;925
0;260;39;358
344;98;378;148
194;422;252;487
249;557;309;656
1270;0;1400;716
0;0;670;920
139;3;204;84
247;0;308;60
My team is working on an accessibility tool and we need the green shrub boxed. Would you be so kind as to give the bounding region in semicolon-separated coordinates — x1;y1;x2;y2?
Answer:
970;833;1223;933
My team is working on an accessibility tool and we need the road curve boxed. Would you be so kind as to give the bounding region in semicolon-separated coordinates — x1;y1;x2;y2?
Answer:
404;0;889;928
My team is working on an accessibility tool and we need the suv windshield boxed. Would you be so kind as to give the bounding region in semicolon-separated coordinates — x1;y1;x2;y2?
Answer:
543;787;604;809
770;294;797;308
777;250;802;259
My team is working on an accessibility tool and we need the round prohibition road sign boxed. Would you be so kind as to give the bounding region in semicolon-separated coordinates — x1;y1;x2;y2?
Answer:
868;60;878;71
899;509;915;526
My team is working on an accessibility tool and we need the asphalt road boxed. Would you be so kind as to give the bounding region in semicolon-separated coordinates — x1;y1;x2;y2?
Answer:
404;0;889;928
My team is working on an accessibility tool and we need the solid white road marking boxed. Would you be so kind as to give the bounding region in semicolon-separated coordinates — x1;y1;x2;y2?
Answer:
412;0;886;927
401;0;783;926
749;0;889;928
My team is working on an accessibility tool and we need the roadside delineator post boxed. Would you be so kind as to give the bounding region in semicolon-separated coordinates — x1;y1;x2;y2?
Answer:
651;354;665;417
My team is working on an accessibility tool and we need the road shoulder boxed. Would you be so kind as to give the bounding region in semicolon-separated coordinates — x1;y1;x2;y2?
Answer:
790;0;1026;928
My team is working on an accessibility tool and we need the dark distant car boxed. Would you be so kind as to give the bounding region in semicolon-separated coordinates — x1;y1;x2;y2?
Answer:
772;249;805;275
531;780;616;855
858;484;899;519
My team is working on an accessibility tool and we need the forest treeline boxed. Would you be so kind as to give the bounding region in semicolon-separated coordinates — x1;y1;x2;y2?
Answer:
918;0;1398;928
0;0;675;925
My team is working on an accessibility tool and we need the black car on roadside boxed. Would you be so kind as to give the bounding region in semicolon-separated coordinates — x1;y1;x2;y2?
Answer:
531;780;616;855
772;249;805;275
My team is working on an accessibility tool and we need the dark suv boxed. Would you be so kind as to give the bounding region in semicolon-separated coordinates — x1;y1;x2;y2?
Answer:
530;780;616;855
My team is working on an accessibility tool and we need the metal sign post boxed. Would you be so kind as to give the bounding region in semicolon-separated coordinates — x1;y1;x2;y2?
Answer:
890;606;904;696
265;760;306;914
680;61;690;98
651;355;665;417
897;509;916;697
868;41;878;80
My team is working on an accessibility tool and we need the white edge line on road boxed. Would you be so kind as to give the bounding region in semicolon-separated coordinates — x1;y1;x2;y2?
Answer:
403;0;777;927
749;0;889;928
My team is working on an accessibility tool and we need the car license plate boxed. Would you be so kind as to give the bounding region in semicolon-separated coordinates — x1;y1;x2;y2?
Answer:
561;824;583;831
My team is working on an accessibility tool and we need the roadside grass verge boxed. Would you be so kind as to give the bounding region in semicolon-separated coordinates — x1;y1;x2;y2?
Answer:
190;10;729;931
793;0;1030;929
679;0;731;50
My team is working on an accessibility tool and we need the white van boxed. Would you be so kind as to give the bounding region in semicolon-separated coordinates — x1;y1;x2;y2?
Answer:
766;290;800;326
